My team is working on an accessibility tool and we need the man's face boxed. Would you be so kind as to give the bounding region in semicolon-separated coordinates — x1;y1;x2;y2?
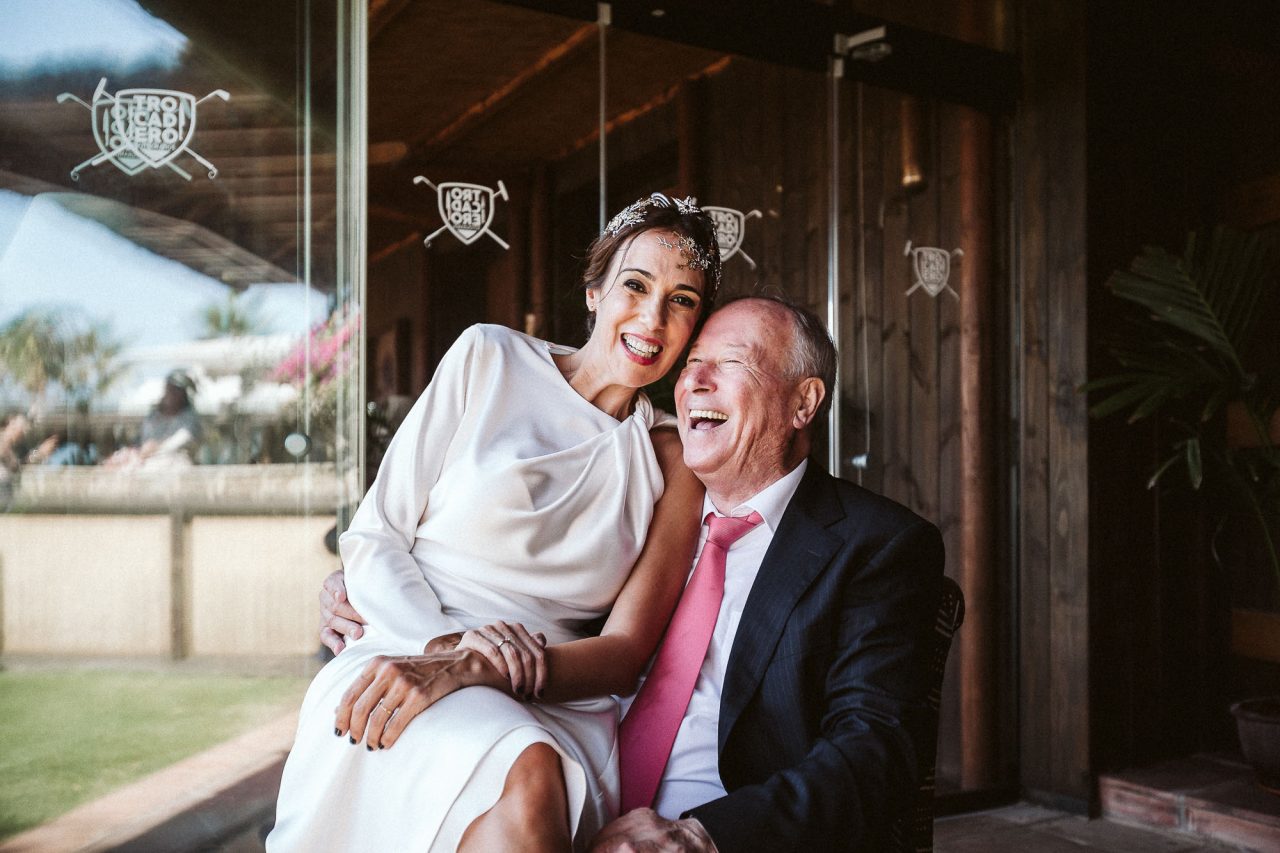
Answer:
675;300;815;499
160;384;186;413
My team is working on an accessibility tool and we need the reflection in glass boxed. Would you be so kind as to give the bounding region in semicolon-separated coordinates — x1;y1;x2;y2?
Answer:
0;1;354;840
0;0;354;679
0;0;352;470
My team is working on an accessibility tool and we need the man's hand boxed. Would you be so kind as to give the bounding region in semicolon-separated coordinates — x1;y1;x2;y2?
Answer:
590;809;718;853
320;569;366;655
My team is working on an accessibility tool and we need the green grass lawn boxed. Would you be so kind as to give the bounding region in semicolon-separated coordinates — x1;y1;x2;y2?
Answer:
0;669;308;841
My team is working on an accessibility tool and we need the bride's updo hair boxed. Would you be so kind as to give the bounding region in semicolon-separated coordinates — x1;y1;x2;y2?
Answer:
581;193;722;332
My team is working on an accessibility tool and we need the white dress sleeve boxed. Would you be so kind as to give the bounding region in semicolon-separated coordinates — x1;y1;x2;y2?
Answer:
338;326;481;652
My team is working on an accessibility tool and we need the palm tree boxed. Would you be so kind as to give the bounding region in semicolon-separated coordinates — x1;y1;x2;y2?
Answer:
0;309;124;414
199;291;266;339
0;311;62;408
61;324;125;413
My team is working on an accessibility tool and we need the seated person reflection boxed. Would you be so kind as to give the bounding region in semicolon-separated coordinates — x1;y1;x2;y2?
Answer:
26;424;100;467
0;412;31;510
105;369;202;469
322;297;946;852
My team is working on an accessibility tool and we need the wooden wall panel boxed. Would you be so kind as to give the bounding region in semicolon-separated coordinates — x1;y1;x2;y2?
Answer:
849;82;886;496
907;105;941;529
947;101;1002;789
702;62;780;301
878;93;914;512
935;102;966;789
847;81;1006;793
833;80;858;480
1017;0;1090;807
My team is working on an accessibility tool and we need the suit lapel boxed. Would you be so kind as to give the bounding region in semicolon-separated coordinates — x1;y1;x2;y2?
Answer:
717;464;844;751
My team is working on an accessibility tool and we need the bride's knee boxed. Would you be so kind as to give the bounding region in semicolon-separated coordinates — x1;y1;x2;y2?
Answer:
460;743;569;852
504;743;567;812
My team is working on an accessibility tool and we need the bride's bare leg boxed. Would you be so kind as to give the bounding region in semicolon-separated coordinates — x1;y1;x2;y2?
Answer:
458;743;570;852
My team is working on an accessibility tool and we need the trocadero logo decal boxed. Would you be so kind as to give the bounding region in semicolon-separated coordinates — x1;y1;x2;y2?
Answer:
57;78;229;180
704;205;762;270
413;177;510;250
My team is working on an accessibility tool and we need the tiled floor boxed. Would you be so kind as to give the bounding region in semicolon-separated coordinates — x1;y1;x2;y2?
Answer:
936;803;1240;852
208;804;1239;853
205;803;1244;853
5;705;1270;853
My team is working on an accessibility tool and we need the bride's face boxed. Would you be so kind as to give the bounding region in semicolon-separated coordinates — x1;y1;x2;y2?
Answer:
583;229;706;388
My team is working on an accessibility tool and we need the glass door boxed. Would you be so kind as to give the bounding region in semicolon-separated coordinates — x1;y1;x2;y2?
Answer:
0;0;359;661
362;0;831;415
359;0;1012;800
838;80;1012;796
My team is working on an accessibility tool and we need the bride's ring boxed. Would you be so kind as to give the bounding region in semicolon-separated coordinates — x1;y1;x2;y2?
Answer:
496;636;513;649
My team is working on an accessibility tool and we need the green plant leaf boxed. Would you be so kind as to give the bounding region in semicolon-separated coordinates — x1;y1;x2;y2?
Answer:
1186;437;1203;490
1087;226;1280;591
1147;451;1183;490
1131;386;1179;422
1104;227;1274;384
1087;378;1168;420
1201;386;1232;422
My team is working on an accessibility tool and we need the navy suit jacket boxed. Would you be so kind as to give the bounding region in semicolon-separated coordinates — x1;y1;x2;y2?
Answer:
685;462;945;852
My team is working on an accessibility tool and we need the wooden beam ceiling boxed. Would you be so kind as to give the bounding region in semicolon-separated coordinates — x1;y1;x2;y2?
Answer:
409;23;598;163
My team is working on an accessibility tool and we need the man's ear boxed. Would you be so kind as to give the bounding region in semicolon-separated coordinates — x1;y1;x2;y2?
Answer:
791;377;825;430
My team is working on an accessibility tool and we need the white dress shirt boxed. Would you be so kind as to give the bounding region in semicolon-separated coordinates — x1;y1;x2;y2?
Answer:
646;459;809;819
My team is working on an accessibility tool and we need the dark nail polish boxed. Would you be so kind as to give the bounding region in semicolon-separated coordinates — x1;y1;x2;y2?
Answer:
366;744;374;751
348;736;356;744
379;744;386;750
334;728;342;736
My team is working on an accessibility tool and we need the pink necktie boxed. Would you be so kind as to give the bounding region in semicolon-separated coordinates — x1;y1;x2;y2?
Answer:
618;510;763;813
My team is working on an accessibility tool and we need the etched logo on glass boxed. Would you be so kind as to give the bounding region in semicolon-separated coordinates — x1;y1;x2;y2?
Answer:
57;78;229;180
413;177;510;250
704;205;762;270
904;241;963;300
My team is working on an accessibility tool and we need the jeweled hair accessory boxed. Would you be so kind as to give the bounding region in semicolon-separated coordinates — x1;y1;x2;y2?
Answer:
603;192;706;236
656;234;715;273
602;192;722;293
673;196;701;216
649;192;703;217
603;200;648;236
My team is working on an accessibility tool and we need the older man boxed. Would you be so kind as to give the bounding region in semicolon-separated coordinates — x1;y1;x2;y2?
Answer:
322;296;943;852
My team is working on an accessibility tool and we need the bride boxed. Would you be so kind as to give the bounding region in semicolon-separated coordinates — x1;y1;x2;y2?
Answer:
268;193;721;852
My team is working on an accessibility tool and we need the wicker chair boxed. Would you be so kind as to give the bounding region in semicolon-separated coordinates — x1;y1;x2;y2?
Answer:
889;574;966;852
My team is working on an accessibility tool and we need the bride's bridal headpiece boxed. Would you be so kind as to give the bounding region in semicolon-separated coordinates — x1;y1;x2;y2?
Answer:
600;192;722;298
604;192;703;236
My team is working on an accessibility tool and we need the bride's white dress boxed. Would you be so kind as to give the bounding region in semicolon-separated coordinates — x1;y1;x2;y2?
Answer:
268;324;672;852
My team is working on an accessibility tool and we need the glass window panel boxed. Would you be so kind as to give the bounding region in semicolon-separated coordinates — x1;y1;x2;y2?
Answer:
0;0;357;666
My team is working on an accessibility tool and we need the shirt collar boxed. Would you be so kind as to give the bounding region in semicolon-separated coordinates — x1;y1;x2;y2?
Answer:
700;458;808;534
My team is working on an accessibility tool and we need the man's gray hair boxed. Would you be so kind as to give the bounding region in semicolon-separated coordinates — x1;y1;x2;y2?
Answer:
725;294;838;422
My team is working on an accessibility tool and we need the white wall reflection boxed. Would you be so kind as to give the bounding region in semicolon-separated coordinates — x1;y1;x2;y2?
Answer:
0;0;187;78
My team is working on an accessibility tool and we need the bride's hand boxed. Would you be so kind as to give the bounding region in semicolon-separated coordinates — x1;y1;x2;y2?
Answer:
455;621;548;699
334;649;506;749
